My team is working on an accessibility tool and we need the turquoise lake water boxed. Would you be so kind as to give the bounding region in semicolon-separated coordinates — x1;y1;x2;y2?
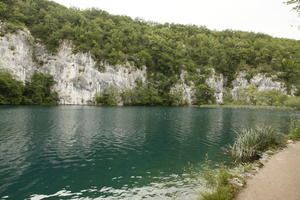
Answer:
0;106;299;199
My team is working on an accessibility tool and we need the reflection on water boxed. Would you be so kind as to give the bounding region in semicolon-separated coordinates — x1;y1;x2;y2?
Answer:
0;106;299;199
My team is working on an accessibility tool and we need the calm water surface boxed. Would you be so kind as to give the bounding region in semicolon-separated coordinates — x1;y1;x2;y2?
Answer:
0;106;299;199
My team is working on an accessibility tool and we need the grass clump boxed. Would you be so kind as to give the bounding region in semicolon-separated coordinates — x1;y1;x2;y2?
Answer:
288;118;300;141
197;124;299;200
288;127;300;140
228;126;284;162
200;185;235;200
198;162;242;200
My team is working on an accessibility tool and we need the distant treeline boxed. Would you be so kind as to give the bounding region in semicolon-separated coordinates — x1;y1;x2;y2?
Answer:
0;0;300;105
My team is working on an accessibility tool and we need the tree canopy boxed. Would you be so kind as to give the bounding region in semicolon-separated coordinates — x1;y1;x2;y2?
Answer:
0;0;300;105
0;71;58;105
287;0;300;12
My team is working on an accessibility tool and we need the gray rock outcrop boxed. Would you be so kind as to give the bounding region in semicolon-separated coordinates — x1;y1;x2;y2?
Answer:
0;26;290;105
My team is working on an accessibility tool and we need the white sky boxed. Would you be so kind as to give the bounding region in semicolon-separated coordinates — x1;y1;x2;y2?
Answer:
52;0;300;40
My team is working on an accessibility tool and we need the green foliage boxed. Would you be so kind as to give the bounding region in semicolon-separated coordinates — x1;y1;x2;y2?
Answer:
95;87;119;106
287;0;300;12
284;96;300;109
169;88;187;106
198;163;238;200
1;0;300;101
95;81;187;106
121;85;163;106
200;185;235;200
223;88;233;104
121;79;188;106
0;71;23;104
0;71;58;105
288;117;300;140
194;84;215;105
288;127;300;140
239;85;258;105
232;86;300;108
228;127;284;162
276;60;300;94
23;73;58;104
256;90;288;106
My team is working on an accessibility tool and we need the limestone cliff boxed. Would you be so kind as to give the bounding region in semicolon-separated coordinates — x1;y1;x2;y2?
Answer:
231;72;287;101
0;27;290;105
0;29;146;105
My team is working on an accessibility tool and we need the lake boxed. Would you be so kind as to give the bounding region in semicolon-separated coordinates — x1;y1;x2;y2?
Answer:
0;106;299;199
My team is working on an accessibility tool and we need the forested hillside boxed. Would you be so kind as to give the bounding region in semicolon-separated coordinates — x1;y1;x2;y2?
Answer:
0;0;300;105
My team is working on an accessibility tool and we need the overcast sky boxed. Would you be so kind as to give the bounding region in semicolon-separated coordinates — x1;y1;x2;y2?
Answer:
53;0;300;40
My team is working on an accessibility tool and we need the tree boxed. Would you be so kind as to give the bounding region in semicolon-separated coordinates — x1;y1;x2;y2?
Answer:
95;87;119;106
193;84;215;105
23;73;58;104
1;0;300;106
0;72;23;104
287;0;300;12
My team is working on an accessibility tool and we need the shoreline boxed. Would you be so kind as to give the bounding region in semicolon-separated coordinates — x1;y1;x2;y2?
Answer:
235;141;300;200
197;124;300;200
196;140;300;200
198;104;297;111
0;104;298;111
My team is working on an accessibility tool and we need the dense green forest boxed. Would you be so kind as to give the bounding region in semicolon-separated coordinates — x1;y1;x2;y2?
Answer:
0;71;58;105
0;0;300;105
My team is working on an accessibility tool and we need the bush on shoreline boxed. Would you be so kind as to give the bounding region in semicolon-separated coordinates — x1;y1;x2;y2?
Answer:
224;86;300;110
198;124;300;200
288;118;300;140
0;71;58;105
199;164;239;200
95;87;119;106
288;127;300;140
228;126;284;162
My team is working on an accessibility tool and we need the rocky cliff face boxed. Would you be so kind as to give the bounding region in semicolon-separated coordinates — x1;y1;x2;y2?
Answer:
231;72;287;101
206;73;226;104
0;29;146;105
0;27;289;105
172;71;287;104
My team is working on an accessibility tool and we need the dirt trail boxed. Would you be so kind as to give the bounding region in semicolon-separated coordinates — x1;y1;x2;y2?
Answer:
236;142;300;200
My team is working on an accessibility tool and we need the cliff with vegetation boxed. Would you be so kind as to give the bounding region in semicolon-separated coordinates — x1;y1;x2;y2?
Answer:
0;0;300;106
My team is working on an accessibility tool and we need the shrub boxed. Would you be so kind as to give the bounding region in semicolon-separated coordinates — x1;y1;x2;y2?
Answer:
198;163;238;200
228;126;284;162
256;90;287;106
169;88;187;106
194;84;215;105
200;185;235;200
96;87;119;106
288;117;300;140
0;71;23;104
239;85;258;105
121;83;163;106
223;88;233;104
23;72;58;105
284;96;300;110
234;86;300;108
288;127;300;140
0;71;58;105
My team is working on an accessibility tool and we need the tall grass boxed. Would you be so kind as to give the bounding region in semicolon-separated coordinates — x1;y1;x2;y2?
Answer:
288;127;300;140
198;160;244;200
288;117;300;140
229;126;284;162
199;167;236;200
198;125;294;200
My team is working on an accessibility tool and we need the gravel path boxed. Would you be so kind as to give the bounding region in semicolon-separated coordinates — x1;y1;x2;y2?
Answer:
236;142;300;200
